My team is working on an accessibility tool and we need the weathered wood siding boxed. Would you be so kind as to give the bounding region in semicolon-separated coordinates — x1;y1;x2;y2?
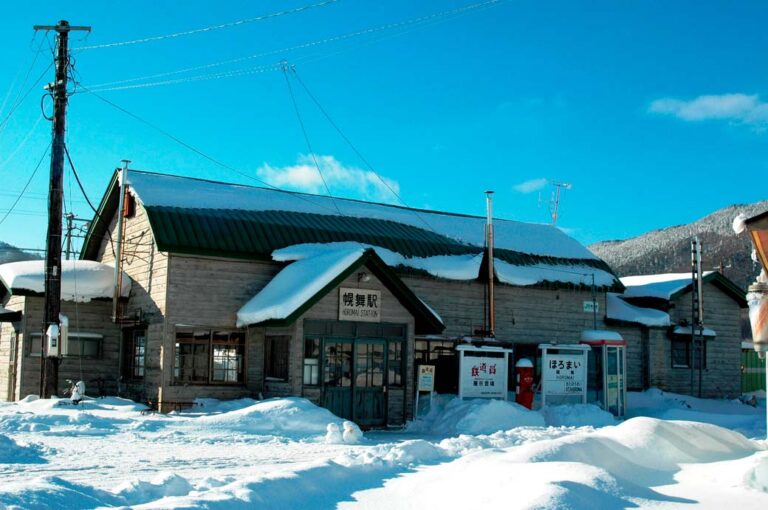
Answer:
16;297;120;399
95;200;169;401
296;264;415;423
159;254;282;405
0;296;24;400
402;275;605;342
653;283;743;398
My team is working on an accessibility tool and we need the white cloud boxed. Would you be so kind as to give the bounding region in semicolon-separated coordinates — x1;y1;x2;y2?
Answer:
648;93;768;126
257;154;401;203
513;178;548;194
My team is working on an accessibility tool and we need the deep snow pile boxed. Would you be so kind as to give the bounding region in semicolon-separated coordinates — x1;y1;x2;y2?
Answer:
408;395;615;435
184;397;361;442
0;393;765;509
628;388;766;438
408;395;545;435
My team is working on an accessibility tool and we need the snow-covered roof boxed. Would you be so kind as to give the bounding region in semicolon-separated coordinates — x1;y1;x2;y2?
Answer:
621;272;715;300
125;171;598;261
274;242;617;288
672;325;717;337
0;260;131;302
579;330;624;343
236;247;443;331
605;293;671;327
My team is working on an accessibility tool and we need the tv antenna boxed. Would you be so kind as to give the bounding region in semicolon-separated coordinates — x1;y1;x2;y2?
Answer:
549;180;572;226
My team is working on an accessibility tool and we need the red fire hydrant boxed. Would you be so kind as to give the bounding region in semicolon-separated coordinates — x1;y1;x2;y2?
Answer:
515;358;535;409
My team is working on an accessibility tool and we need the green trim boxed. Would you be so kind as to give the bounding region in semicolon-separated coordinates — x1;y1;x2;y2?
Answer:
80;171;120;261
249;249;445;335
669;272;747;307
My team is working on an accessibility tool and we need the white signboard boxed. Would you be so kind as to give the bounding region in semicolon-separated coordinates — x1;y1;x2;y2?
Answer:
460;355;506;399
539;344;590;406
339;288;381;322
543;354;586;395
417;365;435;392
583;301;599;313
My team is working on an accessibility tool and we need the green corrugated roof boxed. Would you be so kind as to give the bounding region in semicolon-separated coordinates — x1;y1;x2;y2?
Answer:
80;170;621;290
146;206;476;260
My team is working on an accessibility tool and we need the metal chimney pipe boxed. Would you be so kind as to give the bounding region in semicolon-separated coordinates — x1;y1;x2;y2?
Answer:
486;191;495;338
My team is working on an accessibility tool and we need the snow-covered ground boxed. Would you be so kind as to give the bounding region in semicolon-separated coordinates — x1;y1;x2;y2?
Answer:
0;390;765;509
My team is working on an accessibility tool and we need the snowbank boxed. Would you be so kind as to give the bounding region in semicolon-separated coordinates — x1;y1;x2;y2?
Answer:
540;404;616;427
409;396;545;435
628;388;765;439
189;397;363;440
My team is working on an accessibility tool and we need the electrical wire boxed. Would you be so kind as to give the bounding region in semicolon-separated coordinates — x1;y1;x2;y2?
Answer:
281;63;343;216
63;143;116;258
0;114;45;172
83;0;505;92
290;67;439;234
0;62;53;134
0;143;50;226
73;74;344;216
74;0;342;51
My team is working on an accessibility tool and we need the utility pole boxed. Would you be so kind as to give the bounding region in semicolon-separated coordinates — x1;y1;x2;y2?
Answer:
690;237;704;398
34;20;91;398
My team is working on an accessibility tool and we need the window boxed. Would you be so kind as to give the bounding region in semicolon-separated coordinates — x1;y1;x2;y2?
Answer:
28;332;103;358
671;338;707;369
174;328;245;384
122;329;146;380
212;331;245;383
303;337;320;385
388;340;403;386
265;335;290;381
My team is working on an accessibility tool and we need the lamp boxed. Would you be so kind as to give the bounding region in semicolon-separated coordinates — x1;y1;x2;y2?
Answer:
357;272;370;283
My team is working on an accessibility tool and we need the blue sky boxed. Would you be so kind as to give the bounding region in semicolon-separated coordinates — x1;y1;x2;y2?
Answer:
1;0;767;255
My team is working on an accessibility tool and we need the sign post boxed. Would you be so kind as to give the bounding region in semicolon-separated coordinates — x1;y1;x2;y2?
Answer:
539;344;590;407
414;365;436;417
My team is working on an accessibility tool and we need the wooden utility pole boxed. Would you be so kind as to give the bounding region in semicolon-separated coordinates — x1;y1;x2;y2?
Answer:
34;20;90;398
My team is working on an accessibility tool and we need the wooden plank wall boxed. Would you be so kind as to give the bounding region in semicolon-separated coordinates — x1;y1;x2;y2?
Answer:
16;297;120;399
0;296;24;400
96;199;169;401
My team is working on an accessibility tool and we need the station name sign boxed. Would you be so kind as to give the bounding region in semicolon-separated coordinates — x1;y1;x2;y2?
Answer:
339;288;381;323
542;354;586;395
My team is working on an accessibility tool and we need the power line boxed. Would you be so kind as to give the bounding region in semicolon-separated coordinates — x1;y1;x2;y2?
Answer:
0;143;50;226
0;62;53;134
63;143;116;258
290;67;439;234
73;74;344;217
281;62;343;216
83;0;505;92
74;0;342;51
0;114;45;172
85;63;283;94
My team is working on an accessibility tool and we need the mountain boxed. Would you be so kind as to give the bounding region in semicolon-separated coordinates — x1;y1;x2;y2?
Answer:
0;241;41;264
589;201;768;291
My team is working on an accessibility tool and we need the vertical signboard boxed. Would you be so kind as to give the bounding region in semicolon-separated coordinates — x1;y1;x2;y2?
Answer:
539;344;590;406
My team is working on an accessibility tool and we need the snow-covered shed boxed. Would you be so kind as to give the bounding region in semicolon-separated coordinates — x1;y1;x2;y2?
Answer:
0;260;132;400
605;272;746;398
71;169;625;422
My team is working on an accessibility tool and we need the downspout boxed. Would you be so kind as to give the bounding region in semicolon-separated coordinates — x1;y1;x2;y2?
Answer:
486;191;495;338
112;160;129;322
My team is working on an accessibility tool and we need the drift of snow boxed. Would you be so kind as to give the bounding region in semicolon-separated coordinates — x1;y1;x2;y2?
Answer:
186;397;362;441
409;396;545;435
0;391;765;509
0;260;131;302
605;292;671;326
126;170;600;260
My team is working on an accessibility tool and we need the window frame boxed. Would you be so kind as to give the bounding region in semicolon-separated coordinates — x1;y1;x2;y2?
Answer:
264;335;290;382
28;332;103;359
670;336;708;370
173;327;246;386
